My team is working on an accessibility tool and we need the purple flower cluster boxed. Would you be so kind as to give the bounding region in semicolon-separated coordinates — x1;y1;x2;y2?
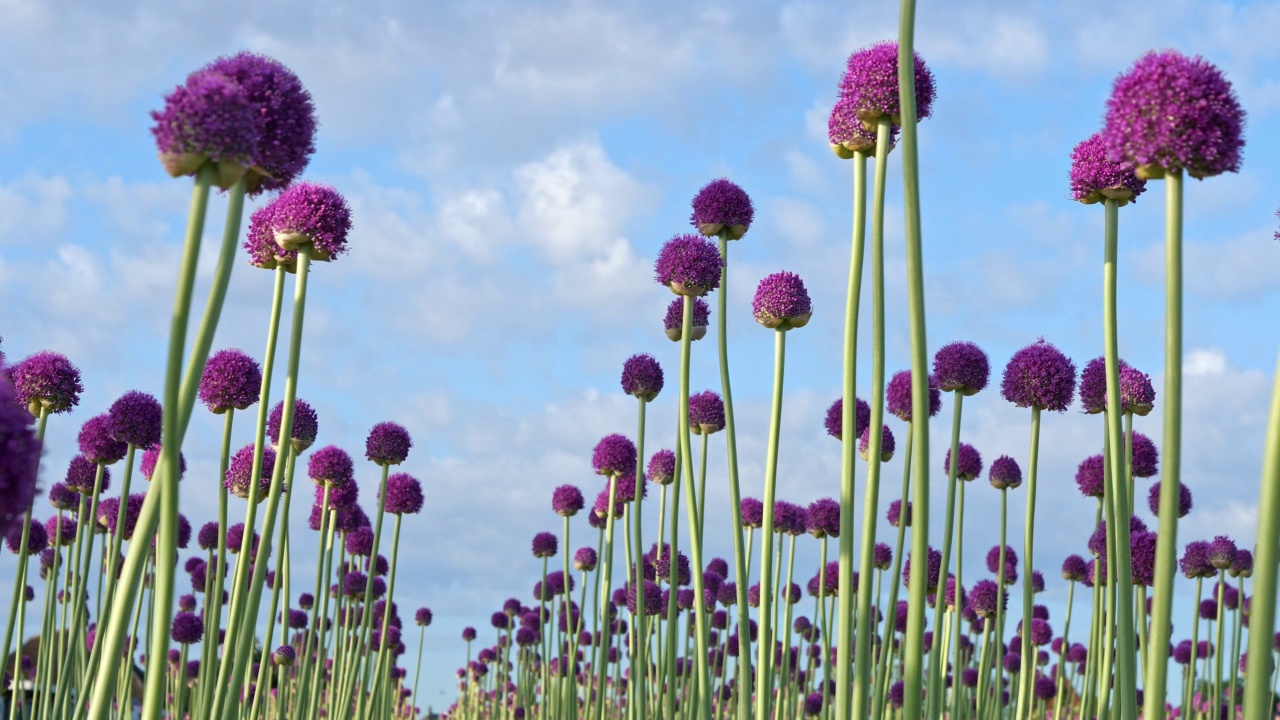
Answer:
10;351;83;416
551;484;585;517
382;473;424;515
663;297;710;342
933;341;990;396
253;182;353;265
886;369;941;422
198;349;262;414
752;271;812;330
308;445;354;488
824;397;871;441
171;611;204;645
689;390;726;435
773;501;806;536
366;422;413;467
77;414;127;466
592;434;637;478
150;69;260;183
65;455;108;495
1001;339;1076;412
838;41;935;129
690;179;754;239
1069;133;1147;205
828;96;897;156
1075;454;1105;498
620;354;663;402
740;498;764;529
859;425;895;462
1148;480;1193;518
573;547;598;572
224;444;277;501
989;455;1022;490
140;444;187;481
646;449;676;486
108;390;163;448
531;532;558;559
887;499;911;529
968;579;1006;619
805;498;840;539
944;442;983;481
902;546;942;592
654;234;725;297
267;399;319;453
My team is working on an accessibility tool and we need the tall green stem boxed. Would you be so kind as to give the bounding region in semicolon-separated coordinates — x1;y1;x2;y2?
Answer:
1015;407;1042;717
633;397;649;720
678;295;711;720
929;392;964;720
752;329;788;720
1243;332;1280;718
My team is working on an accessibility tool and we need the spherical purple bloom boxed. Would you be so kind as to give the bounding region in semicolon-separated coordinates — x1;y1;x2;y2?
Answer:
824;397;871;442
839;41;936;126
1033;674;1057;700
47;483;76;511
752;271;813;330
551;484;585;517
1078;357;1115;415
902;546;942;592
77;414;128;465
272;644;296;667
1148;480;1192;518
99;493;145;540
44;516;74;547
773;501;806;536
1001;340;1076;412
1075;454;1105;498
690;178;754;239
1119;365;1156;416
343;571;368;599
592;486;624;520
806;498;840;539
968;579;1005;619
366;422;412;467
1181;541;1216;579
740;498;764;528
627;580;663;616
224;443;277;502
415;607;433;627
382;473;424;515
1131;531;1158;587
1130;432;1159;478
663;297;710;342
1061;555;1088;582
1069;133;1147;205
933;340;990;396
803;691;823;716
267;399;319;453
573;546;598;572
140;444;186;482
989;455;1023;490
886;370;941;422
107;390;163;449
308;445;354;488
171;611;204;644
689;391;725;435
10;351;83;416
650;544;691;586
828;95;898;156
887;499;911;529
1231;550;1253;578
1174;640;1194;665
1208;536;1238;570
198;349;261;413
6;520;47;555
345;526;374;557
265;182;353;264
150;68;260;183
620;354;664;402
592;434;636;478
1102;50;1245;179
197;522;219;551
646;449;676;486
654;233;725;297
988;545;1019;574
859;425;895;462
64;455;108;495
874;542;893;570
944;443;983;481
532;532;558;559
613;474;646;503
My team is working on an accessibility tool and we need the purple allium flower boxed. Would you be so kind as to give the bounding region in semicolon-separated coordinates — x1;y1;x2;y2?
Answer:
1180;541;1215;579
171;611;204;644
1062;555;1088;582
752;271;813;330
382;473;424;515
203;52;316;194
1148;480;1192;518
933;342;991;398
824;397;871;441
707;557;729;579
688;390;726;435
224;444;277;502
10;351;83;416
1069;133;1147;205
828;94;899;156
1230;550;1253;578
1208;536;1238;570
1131;531;1159;587
944;443;983;481
198;349;261;414
620;354;664;402
646;449;676;486
176;512;192;549
77;414;128;466
150;68;260;183
345;526;375;556
6;520;46;555
886;369;941;422
718;582;737;607
627;581;663;616
366;422;412;467
532;532;558;559
663;297;710;342
987;544;1018;574
654;233;725;297
552;485;585;517
1033;674;1057;700
260;182;353;263
690;178;754;239
1174;640;1194;665
573;546;598;572
1119;365;1156;416
343;571;368;599
197;522;219;551
902;546;942;593
1075;454;1105;498
650;544;691;586
803;691;823;716
887;499;912;529
272;645;296;667
773;501;806;536
1102;50;1245;179
968;579;1005;619
99;494;145;540
415;607;433;627
47;483;76;511
989;455;1023;490
874;542;893;570
839;41;936;126
44;516;74;547
64;455;109;495
1001;339;1076;412
107;391;163;449
806;498;841;539
858;425;895;462
592;486;624;520
140;444;186;482
1078;357;1113;415
267;399;319;453
308;445;354;488
1130;432;1159;478
740;498;764;528
178;594;197;613
613;474;646;503
592;434;637;478
287;609;308;629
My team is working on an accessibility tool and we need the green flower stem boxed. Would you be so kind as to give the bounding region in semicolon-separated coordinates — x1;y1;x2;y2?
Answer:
0;408;48;693
696;433;709;551
949;479;968;720
851;115;892;720
1079;502;1104;720
778;535;798;719
32;512;62;717
1015;407;1043;717
561;513;576;718
929;392;964;720
587;525;604;717
249;447;299;720
537;554;550;717
818;538;832;717
1212;573;1227;718
632;397;649;720
96;446;137;621
752;328;789;720
303;500;338;720
1249;346;1280;711
662;445;685;720
1227;575;1245;715
1147;169;1183;720
594;474;621;720
197;409;235;714
412;625;427;713
1052;581;1077;720
973;620;993;720
990;487;1008;720
52;464;107;713
874;431;913;720
1184;577;1204;717
365;513;405;720
677;294;712;720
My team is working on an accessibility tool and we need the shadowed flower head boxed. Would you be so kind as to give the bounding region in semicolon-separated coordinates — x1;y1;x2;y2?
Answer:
1001;339;1076;412
268;399;319;453
224;443;277;501
741;498;764;528
613;474;646;503
382;473;424;515
839;41;936;127
646;449;675;485
171;611;204;645
1102;50;1245;179
874;542;893;570
1231;550;1253;578
107;391;163;448
47;484;77;512
690;179;754;239
887;499;911;529
308;445;354;488
1069;132;1147;205
366;422;413;467
574;547;597;572
887;369;941;422
10;351;83;416
1061;555;1088;582
78;414;128;466
532;532;558;558
806;498;840;538
592;486;624;520
1148;479;1192;518
902;546;942;592
1208;536;1238;570
752;271;812;330
627;580;663;616
552;484;585;517
989;455;1022;490
655;234;725;297
100;493;145;539
689;391;725;435
1087;515;1149;557
415;607;433;627
592;434;637;478
1130;432;1159;478
663;297;710;342
64;455;109;495
773;501;806;536
827;96;899;156
620;354;663;402
945;443;983;481
140;444;186;481
196;522;219;551
1075;454;1105;498
1180;541;1215;579
272;645;295;666
1078;357;1119;414
859;425;895;462
198;349;262;414
150;68;260;185
933;341;990;396
1131;531;1158;586
257;182;353;263
824;397;871;441
6;520;46;555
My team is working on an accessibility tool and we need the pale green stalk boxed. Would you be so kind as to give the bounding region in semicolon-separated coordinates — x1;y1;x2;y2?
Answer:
778;536;798;720
1246;349;1280;708
818;537;832;717
1213;572;1227;718
198;409;236;715
302;499;337;720
249;447;299;720
595;475;621;720
929;392;964;720
1015;407;1043;718
97;445;137;622
677;295;711;720
632;396;649;720
1227;575;1245;715
949;479;968;720
1184;577;1204;717
1051;580;1076;720
366;513;405;720
991;488;1008;720
753;328;790;720
874;433;913;720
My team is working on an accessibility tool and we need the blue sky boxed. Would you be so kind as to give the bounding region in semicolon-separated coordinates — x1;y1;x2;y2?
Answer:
3;0;1279;711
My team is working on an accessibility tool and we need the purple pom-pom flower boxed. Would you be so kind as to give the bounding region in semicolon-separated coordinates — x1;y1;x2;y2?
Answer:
944;443;983;481
689;179;754;239
824;397;870;441
1001;339;1076;413
1069;132;1147;205
382;473;424;515
366;422;413;467
107;390;163;449
150;68;260;187
10;351;83;416
77;414;128;466
646;449;675;486
308;445;354;488
654;234;725;298
933;341;990;396
886;369;941;422
689;390;725;435
663;297;710;342
859;425;894;462
838;41;936;128
592;434;637;479
171;611;204;645
989;455;1022;491
267;399;319;453
752;271;812;330
620;354;664;402
198;349;262;414
552;484;585;517
224;443;277;502
806;498;840;539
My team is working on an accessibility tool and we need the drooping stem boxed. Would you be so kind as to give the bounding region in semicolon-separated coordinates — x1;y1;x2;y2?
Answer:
752;329;788;720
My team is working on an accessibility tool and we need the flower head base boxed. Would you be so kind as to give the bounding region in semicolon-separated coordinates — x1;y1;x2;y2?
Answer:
989;455;1023;490
886;369;941;422
382;473;424;515
620;354;663;402
824;397;871;441
1069;133;1147;205
366;422;413;467
224;444;277;502
1208;536;1238;570
308;446;354;488
663;298;710;342
690;179;754;239
655;234;725;297
78;414;128;466
933;341;990;396
752;271;812;330
828;97;899;157
838;41;936;129
272;645;296;667
859;425;895;462
246;183;352;269
150;69;260;188
1001;339;1076;412
874;542;893;570
65;455;109;495
10;351;83;416
1102;50;1244;179
268;399;319;453
592;434;637;479
108;391;163;448
945;443;983;481
198;349;262;414
688;390;725;435
646;449;676;486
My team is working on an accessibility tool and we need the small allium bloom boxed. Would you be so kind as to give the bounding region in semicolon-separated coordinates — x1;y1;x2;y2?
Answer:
1130;432;1159;478
1208;536;1238;570
272;645;296;666
224;444;278;501
806;498;840;539
628;580;663;617
933;341;990;396
989;455;1023;490
688;390;726;435
663;297;710;342
690;178;754;239
773;501;806;536
308;445;355;488
532;532;558;559
1078;357;1118;415
654;234;725;297
1075;454;1105;498
824;397;871;441
1148;480;1192;518
945;443;983;481
47;483;77;511
1001;340;1076;412
140;445;187;481
620;354;664;402
552;485;585;517
1131;531;1159;587
859;425;895;462
382;473;424;515
7;520;46;555
171;611;204;645
366;422;413;467
1120;365;1156;415
968;579;1006;619
573;546;598;572
887;500;912;529
592;434;637;478
267;399;319;453
65;455;108;495
886;369;941;422
198;349;262;413
902;546;942;592
839;41;936;127
874;542;893;570
646;449;676;485
254;182;353;265
150;68;260;185
1062;555;1088;582
77;414;128;466
1180;541;1216;579
10;351;83;416
1102;50;1245;179
107;390;163;448
752;271;812;330
415;607;433;627
740;498;764;528
1069;133;1147;205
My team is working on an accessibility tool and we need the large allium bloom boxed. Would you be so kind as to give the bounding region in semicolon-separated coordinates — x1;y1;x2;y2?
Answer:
254;182;353;264
838;41;936;126
945;443;983;481
1148;480;1192;518
933;341;990;396
859;424;895;462
78;414;128;465
65;455;109;495
382;473;424;515
1075;454;1105;498
171;611;204;645
198;349;262;413
688;391;726;435
989;455;1023;490
6;520;46;555
592;434;637;478
1062;555;1088;582
620;354;664;402
1087;515;1149;557
824;397;871;441
1102;50;1245;179
308;445;354;488
752;271;812;330
532;532;558;559
741;498;764;528
140;444;187;481
10;351;83;416
886;369;941;422
267;399;319;452
663;297;710;342
654;234;725;297
552;485;585;517
1069;133;1147;205
224;443;277;501
1131;531;1159;586
107;391;163;448
366;422;413;467
1001;340;1076;412
968;579;1006;619
646;449;676;485
1130;432;1159;478
690;178;754;239
150;68;260;184
1180;541;1216;579
806;498;840;538
1208;536;1238;570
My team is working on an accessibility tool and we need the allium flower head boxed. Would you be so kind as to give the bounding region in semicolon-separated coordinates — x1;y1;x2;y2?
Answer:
1061;555;1088;582
346;527;374;556
663;297;710;342
828;96;899;156
1230;549;1253;578
224;443;277;501
77;414;128;466
933;341;990;396
10;351;83;416
100;493;145;539
839;41;936;127
64;455;109;495
47;486;77;516
573;546;598;572
1102;50;1245;179
592;434;637;478
382;473;424;515
887;499;912;529
886;369;941;422
107;391;163;448
688;391;725;435
989;455;1023;490
945;443;983;481
690;179;754;239
1069;133;1147;205
655;234;725;297
1130;432;1159;478
268;399;319;453
1001;340;1076;412
255;182;352;263
272;645;296;666
752;271;813;330
140;445;186;482
196;522;219;551
592;486;624;520
627;581;663;616
874;542;893;570
613;474;646;503
1148;480;1192;518
740;498;764;528
824;397;871;441
551;485;585;517
1131;531;1158;586
1208;536;1238;570
1180;540;1215;579
366;422;413;467
806;498;840;538
6;520;46;555
620;354;663;402
150;68;260;185
308;445;354;488
532;532;558;559
902;546;942;592
1075;455;1105;498
773;501;806;536
646;449;676;486
859;425;895;462
968;579;1006;619
171;611;204;645
415;607;433;627
1120;365;1156;415
198;349;262;414
1078;357;1116;415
